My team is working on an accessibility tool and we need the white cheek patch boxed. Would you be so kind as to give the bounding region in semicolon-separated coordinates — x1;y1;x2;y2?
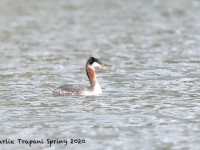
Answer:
92;62;101;68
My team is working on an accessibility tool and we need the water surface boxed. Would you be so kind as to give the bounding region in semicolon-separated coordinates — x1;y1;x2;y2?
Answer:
0;0;200;149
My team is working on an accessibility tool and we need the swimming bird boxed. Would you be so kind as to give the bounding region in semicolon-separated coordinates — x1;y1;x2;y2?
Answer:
53;56;111;96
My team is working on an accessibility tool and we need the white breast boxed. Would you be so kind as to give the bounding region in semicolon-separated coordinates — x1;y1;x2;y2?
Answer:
83;82;102;96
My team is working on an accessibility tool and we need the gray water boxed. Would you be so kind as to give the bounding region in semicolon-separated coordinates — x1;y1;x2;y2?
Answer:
0;0;200;149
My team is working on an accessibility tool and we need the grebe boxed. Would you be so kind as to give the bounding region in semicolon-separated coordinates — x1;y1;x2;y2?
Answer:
53;57;111;96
